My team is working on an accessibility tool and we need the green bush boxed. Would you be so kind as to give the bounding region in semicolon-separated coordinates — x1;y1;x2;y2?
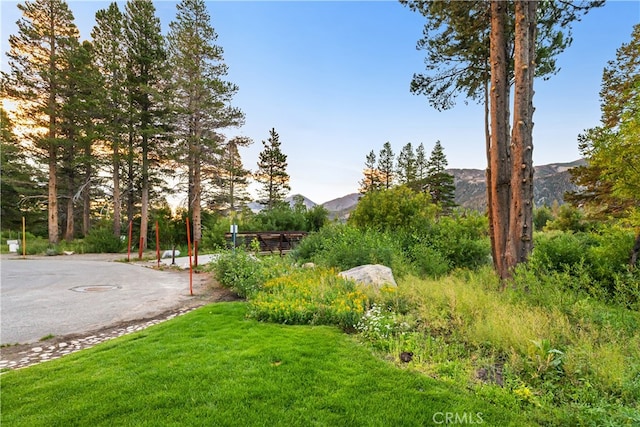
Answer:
530;231;589;272
291;224;411;276
210;251;265;298
409;244;450;278
429;214;491;269
84;222;123;253
210;250;293;298
348;186;437;232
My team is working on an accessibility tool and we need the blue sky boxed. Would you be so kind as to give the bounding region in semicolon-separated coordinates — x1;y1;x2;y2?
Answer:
2;1;639;204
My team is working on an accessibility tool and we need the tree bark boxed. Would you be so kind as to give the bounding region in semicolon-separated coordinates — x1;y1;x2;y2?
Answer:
126;125;135;224
113;139;121;238
82;143;91;236
507;0;537;269
140;132;149;251
47;29;59;245
48;142;59;245
488;0;511;280
65;194;74;242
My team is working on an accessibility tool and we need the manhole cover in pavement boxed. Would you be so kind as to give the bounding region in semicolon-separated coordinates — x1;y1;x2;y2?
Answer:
70;285;121;293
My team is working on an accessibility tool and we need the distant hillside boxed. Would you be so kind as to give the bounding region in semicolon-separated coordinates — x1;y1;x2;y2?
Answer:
322;193;362;221
246;160;582;217
285;194;318;210
449;159;585;210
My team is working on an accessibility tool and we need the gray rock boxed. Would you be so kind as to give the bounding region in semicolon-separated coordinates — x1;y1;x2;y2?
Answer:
302;262;316;269
338;264;397;289
161;249;180;259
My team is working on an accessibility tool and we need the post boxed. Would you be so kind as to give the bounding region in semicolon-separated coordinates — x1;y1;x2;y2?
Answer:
138;236;144;260
186;217;193;296
155;220;160;268
22;216;26;258
230;224;237;251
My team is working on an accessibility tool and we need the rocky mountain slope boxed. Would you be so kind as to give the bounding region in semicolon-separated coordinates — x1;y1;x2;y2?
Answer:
449;159;585;210
249;160;584;217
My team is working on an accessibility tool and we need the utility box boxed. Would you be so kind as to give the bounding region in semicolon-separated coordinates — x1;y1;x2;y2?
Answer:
7;240;19;253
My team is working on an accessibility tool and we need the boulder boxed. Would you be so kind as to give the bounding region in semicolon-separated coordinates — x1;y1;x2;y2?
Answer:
338;264;397;289
161;249;180;259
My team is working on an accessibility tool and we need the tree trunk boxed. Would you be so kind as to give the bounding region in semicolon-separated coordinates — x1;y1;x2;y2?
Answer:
488;0;511;280
484;79;498;271
507;0;537;269
193;153;202;244
113;140;121;238
82;143;92;237
48;141;59;244
140;133;149;251
126;126;135;224
65;193;74;242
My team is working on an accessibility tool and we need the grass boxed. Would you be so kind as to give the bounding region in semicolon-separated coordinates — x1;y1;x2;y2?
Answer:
1;303;528;426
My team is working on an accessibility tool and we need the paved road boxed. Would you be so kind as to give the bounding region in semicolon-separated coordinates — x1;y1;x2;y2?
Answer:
1;255;202;345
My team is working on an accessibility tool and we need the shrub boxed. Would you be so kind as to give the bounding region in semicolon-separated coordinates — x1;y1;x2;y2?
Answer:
291;224;411;276
348;186;437;232
409;244;450;278
210;250;293;298
84;222;123;253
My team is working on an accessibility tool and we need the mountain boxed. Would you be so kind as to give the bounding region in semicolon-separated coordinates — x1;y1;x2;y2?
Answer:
321;193;362;221
285;194;318;210
450;159;585;210
247;160;582;217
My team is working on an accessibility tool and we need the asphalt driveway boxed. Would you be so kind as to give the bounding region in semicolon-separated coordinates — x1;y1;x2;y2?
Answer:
0;255;204;345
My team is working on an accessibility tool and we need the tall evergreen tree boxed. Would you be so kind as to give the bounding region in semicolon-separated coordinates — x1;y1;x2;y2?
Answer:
425;141;456;213
212;136;252;212
0;107;46;231
168;0;244;243
58;40;103;240
123;0;168;250
256;128;290;209
378;141;395;190
359;150;381;194
402;0;603;279
414;142;428;192
91;2;127;238
567;23;640;266
5;0;80;244
396;142;417;187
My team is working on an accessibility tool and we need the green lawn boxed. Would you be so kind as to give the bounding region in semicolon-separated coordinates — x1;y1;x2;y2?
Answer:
1;302;526;426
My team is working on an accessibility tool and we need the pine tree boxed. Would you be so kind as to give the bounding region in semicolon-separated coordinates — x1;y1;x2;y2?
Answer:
567;23;640;266
167;0;244;243
396;142;417;187
123;0;168;250
5;0;80;244
213;136;252;212
425;141;456;213
403;0;604;279
414;142;428;192
378;142;395;190
91;2;127;238
359;150;381;194
0;107;46;231
58;40;103;240
256;128;290;209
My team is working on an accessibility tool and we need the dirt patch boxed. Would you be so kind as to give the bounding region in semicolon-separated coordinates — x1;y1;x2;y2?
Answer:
0;276;242;369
